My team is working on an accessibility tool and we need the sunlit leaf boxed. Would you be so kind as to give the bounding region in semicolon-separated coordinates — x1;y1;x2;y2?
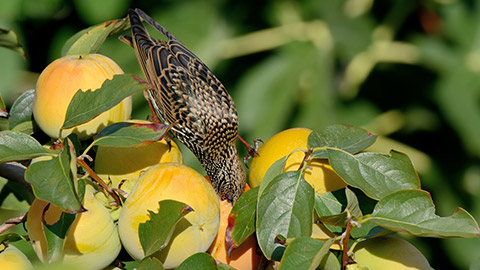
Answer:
368;189;480;238
279;237;333;270
345;187;362;218
8;89;34;130
350;220;389;239
327;149;420;200
92;122;168;147
258;156;287;199
62;18;129;56
0;131;51;163
308;124;376;158
318;251;342;269
43;210;76;263
139;200;193;257
257;171;315;259
176;253;217;270
227;187;258;251
62;74;148;129
0;28;25;58
24;145;82;212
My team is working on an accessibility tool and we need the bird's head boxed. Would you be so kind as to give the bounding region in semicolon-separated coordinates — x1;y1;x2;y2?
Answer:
204;143;246;204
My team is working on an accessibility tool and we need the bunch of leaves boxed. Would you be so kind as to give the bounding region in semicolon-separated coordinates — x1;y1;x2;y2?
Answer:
226;124;480;269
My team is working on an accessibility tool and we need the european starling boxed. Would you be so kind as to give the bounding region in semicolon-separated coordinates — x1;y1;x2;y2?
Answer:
120;8;246;203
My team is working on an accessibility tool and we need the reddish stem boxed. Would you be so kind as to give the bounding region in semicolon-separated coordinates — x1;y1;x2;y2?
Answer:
76;158;121;206
342;217;354;270
298;148;313;171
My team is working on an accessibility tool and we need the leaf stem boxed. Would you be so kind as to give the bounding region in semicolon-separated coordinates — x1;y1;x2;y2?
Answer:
342;214;354;270
297;148;313;171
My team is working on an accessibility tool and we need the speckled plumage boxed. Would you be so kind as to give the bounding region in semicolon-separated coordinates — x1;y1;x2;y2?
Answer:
120;8;246;203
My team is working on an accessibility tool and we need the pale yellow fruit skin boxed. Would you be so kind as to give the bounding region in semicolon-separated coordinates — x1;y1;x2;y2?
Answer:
249;128;347;194
95;120;183;195
33;54;132;139
347;236;431;270
0;244;34;270
118;163;220;269
26;185;121;269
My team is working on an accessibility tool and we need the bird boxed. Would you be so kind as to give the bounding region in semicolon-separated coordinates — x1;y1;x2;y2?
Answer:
119;8;246;203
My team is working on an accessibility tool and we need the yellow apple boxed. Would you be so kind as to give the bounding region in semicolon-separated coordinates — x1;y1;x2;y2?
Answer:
95;120;183;195
33;54;132;139
26;185;121;269
249;128;347;194
347;236;431;270
0;244;34;270
208;198;261;270
118;163;220;269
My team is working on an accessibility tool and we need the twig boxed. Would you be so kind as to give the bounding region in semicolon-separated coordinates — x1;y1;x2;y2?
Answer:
0;212;27;235
0;162;32;193
76;158;121;206
298;148;313;171
342;215;355;270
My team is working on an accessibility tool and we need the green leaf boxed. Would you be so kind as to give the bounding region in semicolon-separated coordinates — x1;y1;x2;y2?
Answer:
315;191;348;228
8;89;34;130
345;187;362;219
0;232;28;243
368;189;480;238
318;251;341;270
0;28;25;58
350;220;389;239
139;200;193;257
176;253;217;270
314;190;346;218
315;188;361;228
10;121;34;134
327;149;420;200
92;122;168;147
62;74;148;129
258;156;287;198
308;124;376;158
24;146;82;212
62;18;130;56
257;171;315;259
279;237;333;270
0;131;50;163
138;257;164;270
227;187;258;251
43;210;76;263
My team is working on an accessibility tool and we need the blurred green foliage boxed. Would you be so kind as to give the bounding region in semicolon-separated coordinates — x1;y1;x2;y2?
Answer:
1;0;480;268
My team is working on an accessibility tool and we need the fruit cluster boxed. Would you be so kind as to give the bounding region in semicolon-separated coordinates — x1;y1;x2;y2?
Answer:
1;53;434;270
